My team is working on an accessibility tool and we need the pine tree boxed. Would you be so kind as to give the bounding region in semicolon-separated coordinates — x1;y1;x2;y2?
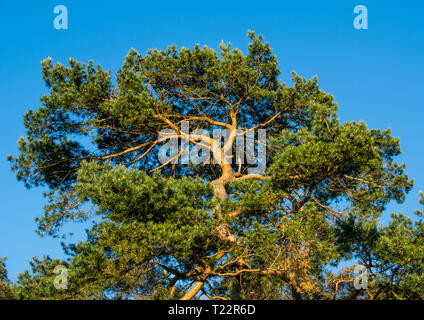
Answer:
7;32;423;300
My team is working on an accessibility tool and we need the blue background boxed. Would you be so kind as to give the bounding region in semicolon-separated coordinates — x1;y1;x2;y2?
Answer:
1;0;423;280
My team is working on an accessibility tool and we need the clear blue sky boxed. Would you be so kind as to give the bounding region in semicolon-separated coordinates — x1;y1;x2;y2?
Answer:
1;0;423;281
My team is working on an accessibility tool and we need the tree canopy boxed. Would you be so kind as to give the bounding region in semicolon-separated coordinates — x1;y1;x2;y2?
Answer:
5;32;424;300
